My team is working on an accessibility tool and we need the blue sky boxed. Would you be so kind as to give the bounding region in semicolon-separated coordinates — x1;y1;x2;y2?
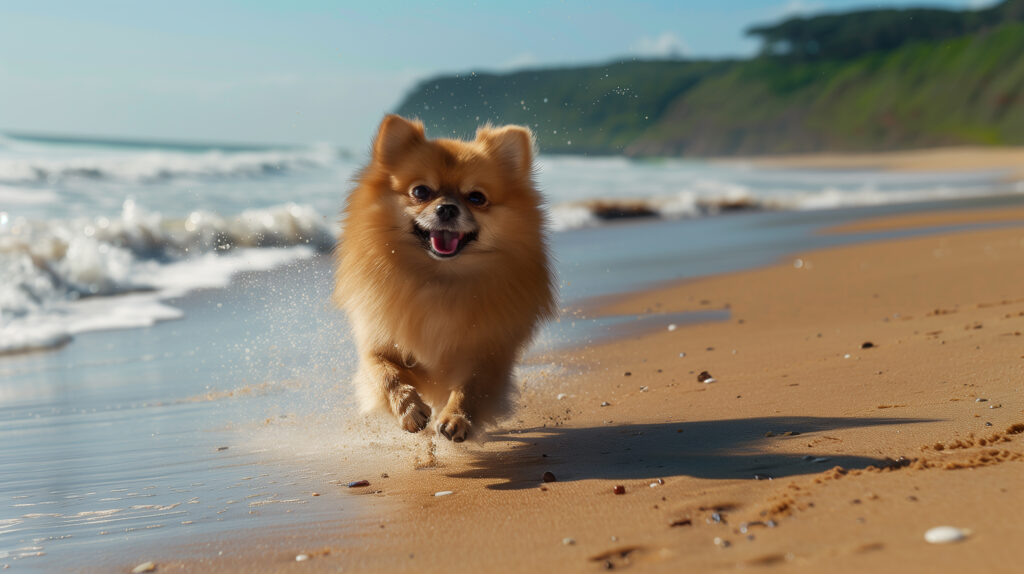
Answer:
0;0;996;148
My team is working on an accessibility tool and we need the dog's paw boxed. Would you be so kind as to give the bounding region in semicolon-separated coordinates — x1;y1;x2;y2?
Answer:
397;395;431;433
436;412;471;443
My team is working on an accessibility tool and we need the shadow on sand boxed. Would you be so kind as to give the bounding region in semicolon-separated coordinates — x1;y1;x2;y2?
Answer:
454;416;934;490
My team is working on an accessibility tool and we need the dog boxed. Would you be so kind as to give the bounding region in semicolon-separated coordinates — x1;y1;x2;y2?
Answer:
333;115;556;442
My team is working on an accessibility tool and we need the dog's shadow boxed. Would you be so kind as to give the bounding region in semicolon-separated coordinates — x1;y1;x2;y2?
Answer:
452;416;934;490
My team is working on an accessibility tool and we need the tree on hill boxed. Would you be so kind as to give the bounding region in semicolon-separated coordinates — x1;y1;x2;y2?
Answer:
746;0;1023;59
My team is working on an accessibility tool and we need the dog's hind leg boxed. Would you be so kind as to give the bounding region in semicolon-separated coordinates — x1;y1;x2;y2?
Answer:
359;352;432;433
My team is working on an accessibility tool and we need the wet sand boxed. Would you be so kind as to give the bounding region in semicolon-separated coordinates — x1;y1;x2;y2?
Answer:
101;203;1024;572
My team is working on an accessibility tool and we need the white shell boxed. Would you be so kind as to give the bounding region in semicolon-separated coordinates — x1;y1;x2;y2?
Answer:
924;526;969;544
434;490;453;497
295;555;309;562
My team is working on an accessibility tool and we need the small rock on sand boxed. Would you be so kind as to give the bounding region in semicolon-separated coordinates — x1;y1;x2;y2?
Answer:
557;393;568;400
697;371;715;383
667;324;677;331
131;562;156;574
295;554;309;562
347;480;370;488
562;537;576;546
861;341;875;349
924;526;970;544
613;485;626;495
600;401;611;407
434;490;453;497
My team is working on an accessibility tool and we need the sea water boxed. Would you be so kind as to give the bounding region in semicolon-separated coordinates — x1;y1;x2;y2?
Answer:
2;133;1024;569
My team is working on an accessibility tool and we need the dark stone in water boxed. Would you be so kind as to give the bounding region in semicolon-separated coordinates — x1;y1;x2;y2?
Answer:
542;471;557;483
347;480;370;488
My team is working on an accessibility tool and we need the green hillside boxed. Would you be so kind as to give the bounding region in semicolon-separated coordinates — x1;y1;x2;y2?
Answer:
395;60;732;156
394;1;1024;157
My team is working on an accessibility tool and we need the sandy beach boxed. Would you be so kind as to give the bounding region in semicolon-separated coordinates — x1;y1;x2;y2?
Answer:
738;146;1024;181
98;200;1024;573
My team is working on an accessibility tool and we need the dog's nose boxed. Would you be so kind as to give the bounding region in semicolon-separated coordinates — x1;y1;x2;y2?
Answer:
435;203;459;222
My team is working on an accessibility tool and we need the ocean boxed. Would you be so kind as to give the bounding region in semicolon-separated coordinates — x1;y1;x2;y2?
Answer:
2;133;1019;356
2;133;1023;570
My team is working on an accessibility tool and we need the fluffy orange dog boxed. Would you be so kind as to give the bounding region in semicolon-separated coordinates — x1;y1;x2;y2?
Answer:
334;115;555;442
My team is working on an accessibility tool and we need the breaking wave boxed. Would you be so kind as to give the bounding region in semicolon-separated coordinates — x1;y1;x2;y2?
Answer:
0;200;334;355
0;143;341;185
547;180;1024;231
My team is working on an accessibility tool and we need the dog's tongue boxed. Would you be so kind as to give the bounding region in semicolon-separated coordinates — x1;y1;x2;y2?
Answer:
430;230;462;255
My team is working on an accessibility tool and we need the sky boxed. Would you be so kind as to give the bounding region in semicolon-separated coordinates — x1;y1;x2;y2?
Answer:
0;0;998;148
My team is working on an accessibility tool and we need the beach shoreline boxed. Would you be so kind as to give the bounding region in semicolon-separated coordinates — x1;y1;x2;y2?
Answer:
94;200;1024;573
729;145;1024;181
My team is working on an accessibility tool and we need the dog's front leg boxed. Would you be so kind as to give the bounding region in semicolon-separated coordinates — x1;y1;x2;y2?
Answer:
362;352;431;433
435;388;472;443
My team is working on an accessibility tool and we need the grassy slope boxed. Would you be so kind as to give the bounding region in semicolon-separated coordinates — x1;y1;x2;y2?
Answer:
394;60;733;155
395;24;1024;156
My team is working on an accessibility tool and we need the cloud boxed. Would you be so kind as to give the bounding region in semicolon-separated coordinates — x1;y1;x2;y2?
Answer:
778;0;824;17
498;53;539;71
631;32;687;58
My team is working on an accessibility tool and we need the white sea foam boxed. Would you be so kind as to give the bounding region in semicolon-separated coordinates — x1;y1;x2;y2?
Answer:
0;200;332;355
544;181;1021;232
0;144;340;185
0;184;60;205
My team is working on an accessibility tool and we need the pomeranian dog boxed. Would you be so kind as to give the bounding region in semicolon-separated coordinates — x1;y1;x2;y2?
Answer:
334;115;555;442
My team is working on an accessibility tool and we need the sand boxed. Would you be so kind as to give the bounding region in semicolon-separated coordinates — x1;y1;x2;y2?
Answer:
111;209;1024;573
733;145;1024;181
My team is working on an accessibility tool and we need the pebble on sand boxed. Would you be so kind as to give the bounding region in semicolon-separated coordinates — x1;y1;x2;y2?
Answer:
347;480;370;488
295;554;309;562
861;341;875;349
131;562;156;574
697;371;715;383
600;401;611;407
434;490;454;497
557;393;568;400
562;537;576;546
667;324;677;331
924;526;970;544
613;485;626;495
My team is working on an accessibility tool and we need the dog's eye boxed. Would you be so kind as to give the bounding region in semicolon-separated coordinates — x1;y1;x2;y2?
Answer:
466;191;487;206
410;185;433;201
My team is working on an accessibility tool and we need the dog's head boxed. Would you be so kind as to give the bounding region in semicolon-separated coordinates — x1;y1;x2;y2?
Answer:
363;115;541;263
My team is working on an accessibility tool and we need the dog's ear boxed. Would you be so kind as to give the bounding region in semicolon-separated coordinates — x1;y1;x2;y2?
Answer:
477;125;534;180
373;115;425;167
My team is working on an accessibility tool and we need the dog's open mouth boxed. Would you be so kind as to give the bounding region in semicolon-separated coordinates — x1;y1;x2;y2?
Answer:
413;223;478;258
